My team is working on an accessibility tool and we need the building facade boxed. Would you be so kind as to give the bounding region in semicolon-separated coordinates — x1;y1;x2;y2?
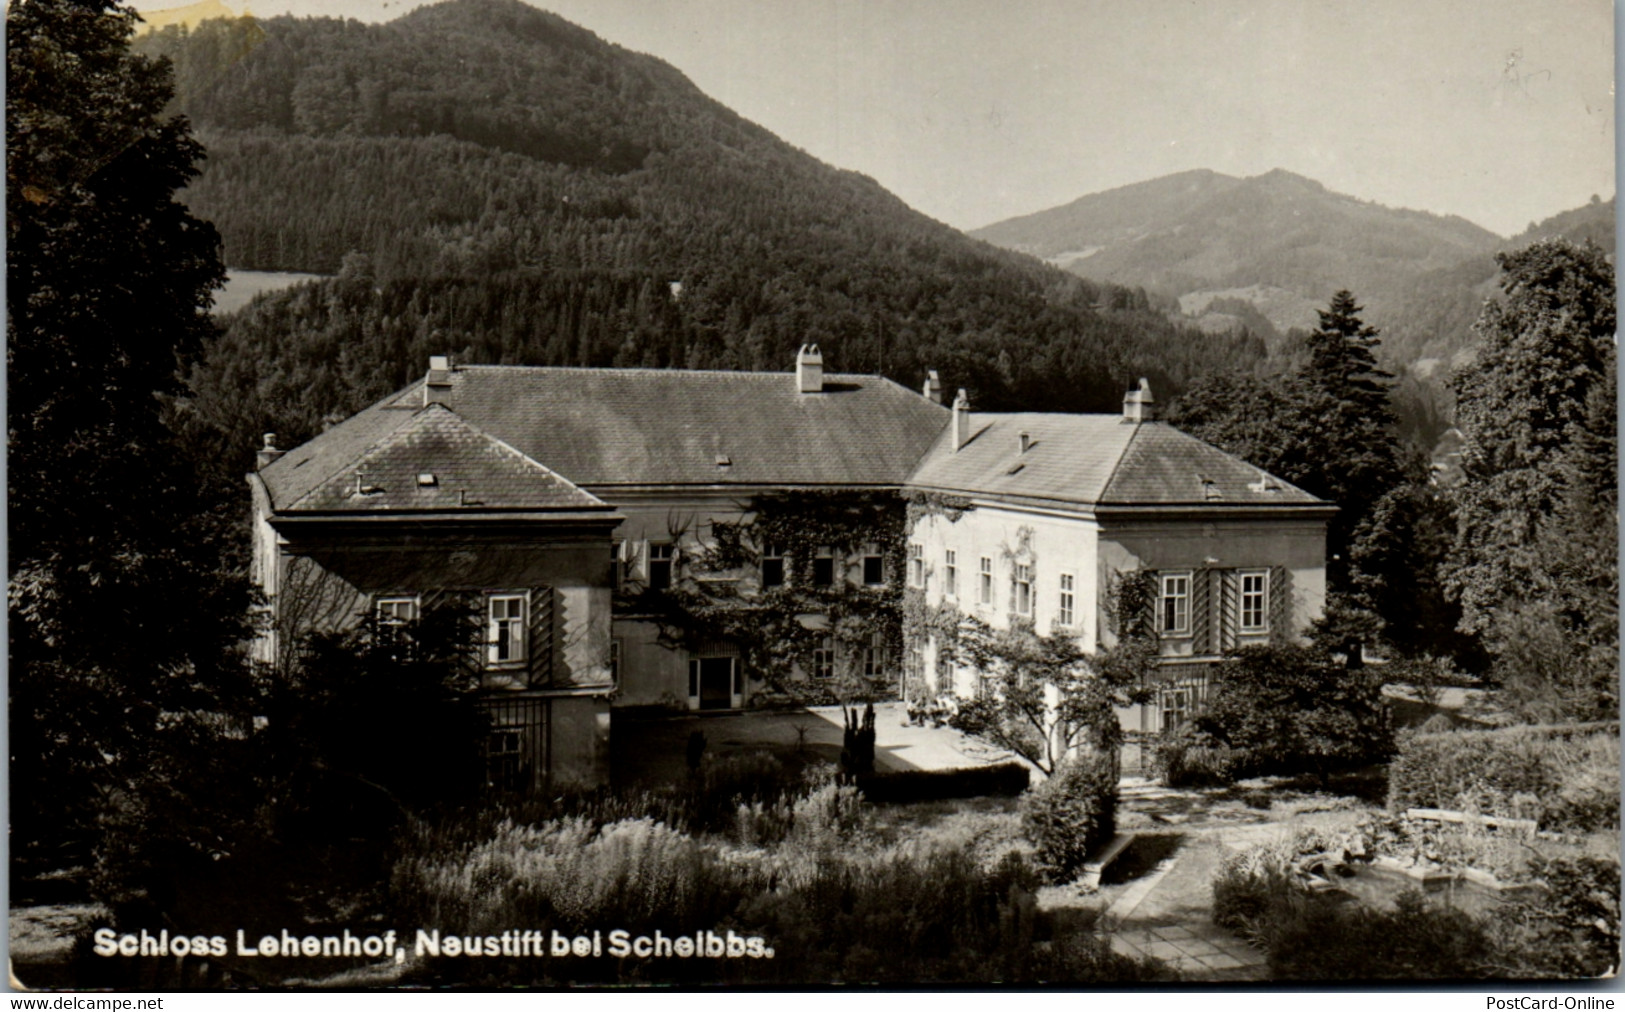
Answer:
904;382;1334;747
250;354;1331;788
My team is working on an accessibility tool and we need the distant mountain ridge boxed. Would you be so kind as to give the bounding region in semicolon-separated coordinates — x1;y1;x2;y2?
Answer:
138;0;1264;469
972;169;1613;363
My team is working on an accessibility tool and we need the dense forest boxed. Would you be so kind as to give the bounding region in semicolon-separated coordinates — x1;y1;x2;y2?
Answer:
136;1;1263;469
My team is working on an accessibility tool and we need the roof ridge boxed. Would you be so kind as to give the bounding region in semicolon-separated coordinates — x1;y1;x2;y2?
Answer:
1096;418;1144;500
447;408;607;506
452;363;888;380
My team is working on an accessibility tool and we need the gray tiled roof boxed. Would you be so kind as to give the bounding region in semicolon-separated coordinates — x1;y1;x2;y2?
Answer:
262;365;1323;516
907;414;1324;508
277;403;606;512
280;366;950;496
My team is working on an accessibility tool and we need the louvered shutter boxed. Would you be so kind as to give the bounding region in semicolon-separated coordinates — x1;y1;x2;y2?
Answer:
1217;570;1240;653
1191;568;1211;654
527;586;554;686
1269;566;1292;645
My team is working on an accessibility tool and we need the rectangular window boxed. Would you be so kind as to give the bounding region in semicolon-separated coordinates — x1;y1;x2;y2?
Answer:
761;543;785;589
812;546;836;587
944;550;958;597
862;544;885;586
482;698;545;793
1013;563;1033;616
812;637;835;679
863;632;885;679
1161;686;1191;732
609;638;622;685
1058;573;1075;627
648;543;674;590
1160;573;1191;636
908;543;924;587
376;596;418;625
1241;570;1269;633
979;557;994;605
487;593;528;666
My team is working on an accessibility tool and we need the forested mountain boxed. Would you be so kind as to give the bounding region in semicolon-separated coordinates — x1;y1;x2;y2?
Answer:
972;170;1614;366
137;0;1261;470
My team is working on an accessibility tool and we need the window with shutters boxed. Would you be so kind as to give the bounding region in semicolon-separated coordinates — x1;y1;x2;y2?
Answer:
1159;572;1191;636
486;593;528;667
1240;570;1269;633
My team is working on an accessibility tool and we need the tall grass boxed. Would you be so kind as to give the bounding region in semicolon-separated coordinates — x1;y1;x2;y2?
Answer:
390;752;1162;984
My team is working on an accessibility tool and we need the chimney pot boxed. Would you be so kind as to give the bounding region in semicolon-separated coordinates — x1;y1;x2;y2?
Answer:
796;343;824;393
256;432;285;470
425;353;455;406
1018;430;1031;454
1122;377;1156;423
952;389;971;451
923;369;943;404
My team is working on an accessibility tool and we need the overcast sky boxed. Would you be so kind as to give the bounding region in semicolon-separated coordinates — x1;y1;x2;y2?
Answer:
131;0;1616;237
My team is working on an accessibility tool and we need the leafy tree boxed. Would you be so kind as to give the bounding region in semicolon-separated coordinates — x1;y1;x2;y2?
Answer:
1170;292;1440;657
7;0;246;858
1189;645;1393;783
1446;240;1616;638
948;616;1150;776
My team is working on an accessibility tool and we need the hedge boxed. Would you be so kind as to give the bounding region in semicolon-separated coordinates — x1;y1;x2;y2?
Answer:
1386;722;1619;833
854;761;1030;803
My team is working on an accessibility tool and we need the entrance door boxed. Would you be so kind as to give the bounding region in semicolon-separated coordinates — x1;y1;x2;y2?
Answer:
698;657;734;710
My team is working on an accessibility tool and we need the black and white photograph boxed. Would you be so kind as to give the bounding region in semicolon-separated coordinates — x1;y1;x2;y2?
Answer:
7;0;1618;992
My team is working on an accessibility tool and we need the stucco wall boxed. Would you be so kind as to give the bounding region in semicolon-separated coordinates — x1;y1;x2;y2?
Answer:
272;528;617;689
909;503;1101;698
548;694;612;790
1096;515;1328;654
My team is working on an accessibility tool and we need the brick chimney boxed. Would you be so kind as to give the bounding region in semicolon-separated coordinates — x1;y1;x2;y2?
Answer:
424;354;454;407
256;432;285;470
952;389;971;451
1018;430;1032;454
923;369;943;404
796;344;824;393
1122;377;1155;423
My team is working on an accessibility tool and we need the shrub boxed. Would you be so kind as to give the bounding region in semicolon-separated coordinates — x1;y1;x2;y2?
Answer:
1021;751;1116;882
855;761;1030;803
1489;856;1621;979
1152;727;1240;787
1194;645;1394;781
1211;842;1302;941
1211;839;1620;980
1265;889;1496;980
736;781;867;849
1387;723;1620;832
